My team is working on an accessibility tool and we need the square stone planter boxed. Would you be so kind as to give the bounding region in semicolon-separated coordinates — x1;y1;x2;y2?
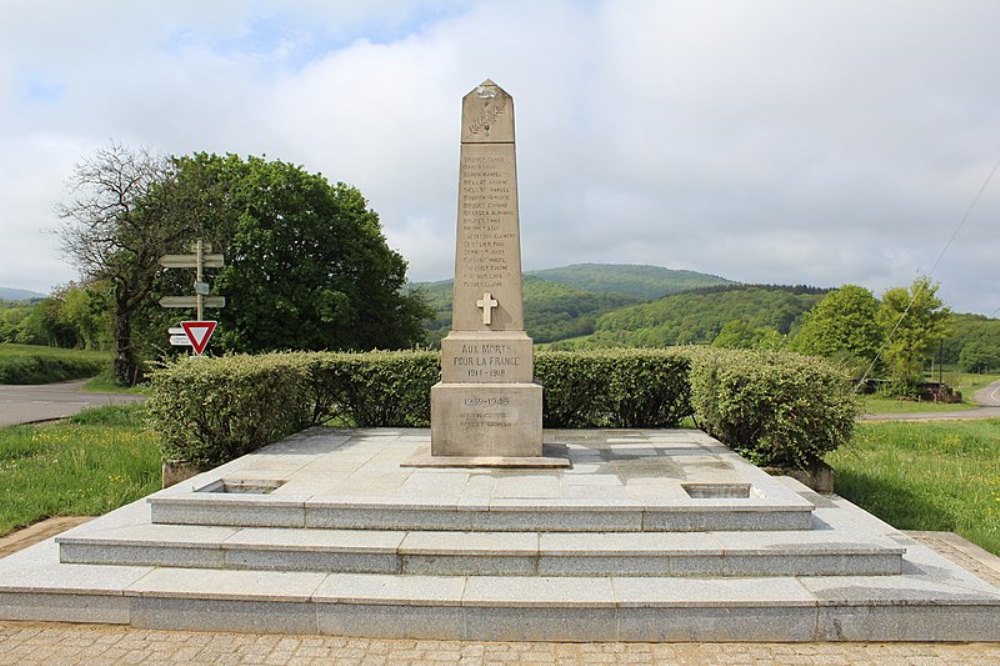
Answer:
763;461;835;493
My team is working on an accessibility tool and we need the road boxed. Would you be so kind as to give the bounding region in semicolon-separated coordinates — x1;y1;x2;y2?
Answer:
862;378;1000;422
0;380;145;427
973;379;1000;407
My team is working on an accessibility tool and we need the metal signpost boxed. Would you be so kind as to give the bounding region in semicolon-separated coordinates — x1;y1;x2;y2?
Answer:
160;240;225;356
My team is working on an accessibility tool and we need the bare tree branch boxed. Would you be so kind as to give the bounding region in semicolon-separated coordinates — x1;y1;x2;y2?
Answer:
55;141;193;384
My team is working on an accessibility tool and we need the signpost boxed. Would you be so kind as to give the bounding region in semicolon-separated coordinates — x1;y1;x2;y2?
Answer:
160;296;226;309
160;240;225;356
167;327;191;347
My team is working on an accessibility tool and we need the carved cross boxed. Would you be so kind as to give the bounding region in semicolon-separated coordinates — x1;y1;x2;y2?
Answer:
476;292;499;325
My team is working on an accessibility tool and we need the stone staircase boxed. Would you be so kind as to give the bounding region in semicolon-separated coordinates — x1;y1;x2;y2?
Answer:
1;427;997;641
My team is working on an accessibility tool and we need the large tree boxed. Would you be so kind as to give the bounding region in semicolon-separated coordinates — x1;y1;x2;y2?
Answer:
876;277;950;390
712;320;784;350
791;284;883;370
59;144;196;384
152;153;430;353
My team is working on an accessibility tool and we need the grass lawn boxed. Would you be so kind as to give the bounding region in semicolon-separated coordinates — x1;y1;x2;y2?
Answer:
0;404;160;538
82;370;150;394
827;419;1000;555
949;371;1000;396
0;342;110;384
861;396;976;414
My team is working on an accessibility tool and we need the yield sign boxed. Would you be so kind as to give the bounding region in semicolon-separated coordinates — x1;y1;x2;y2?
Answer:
180;321;217;355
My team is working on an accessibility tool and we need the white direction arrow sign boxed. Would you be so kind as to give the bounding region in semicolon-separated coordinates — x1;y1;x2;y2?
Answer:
168;327;191;346
160;296;226;308
180;321;217;355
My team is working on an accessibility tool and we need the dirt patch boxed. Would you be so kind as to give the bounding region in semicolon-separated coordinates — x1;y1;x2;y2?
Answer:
0;516;94;558
905;530;1000;587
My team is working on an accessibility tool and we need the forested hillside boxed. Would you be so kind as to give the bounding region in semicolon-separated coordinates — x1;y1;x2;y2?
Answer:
942;313;1000;372
409;264;999;372
525;264;732;300
552;285;828;348
414;276;641;345
409;263;727;346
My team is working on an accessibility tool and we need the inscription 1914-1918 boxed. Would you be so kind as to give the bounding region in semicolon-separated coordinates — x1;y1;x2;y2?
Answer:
459;152;516;290
452;342;521;380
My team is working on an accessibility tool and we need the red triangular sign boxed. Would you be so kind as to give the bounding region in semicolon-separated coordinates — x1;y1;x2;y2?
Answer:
181;321;217;355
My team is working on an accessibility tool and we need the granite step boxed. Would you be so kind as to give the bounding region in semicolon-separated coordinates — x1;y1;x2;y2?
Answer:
57;524;905;577
146;493;816;532
3;543;998;642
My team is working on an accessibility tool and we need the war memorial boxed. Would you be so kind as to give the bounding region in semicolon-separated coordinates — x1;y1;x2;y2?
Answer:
0;81;996;643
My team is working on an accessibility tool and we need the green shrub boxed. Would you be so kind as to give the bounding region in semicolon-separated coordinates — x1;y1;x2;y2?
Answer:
686;347;859;469
0;343;108;384
301;351;440;427
148;347;854;470
147;354;313;466
535;351;611;427
536;349;691;427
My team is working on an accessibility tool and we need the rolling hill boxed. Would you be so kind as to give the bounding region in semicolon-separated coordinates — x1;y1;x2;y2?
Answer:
408;263;733;346
0;287;47;301
411;274;643;345
408;264;837;348
526;264;732;300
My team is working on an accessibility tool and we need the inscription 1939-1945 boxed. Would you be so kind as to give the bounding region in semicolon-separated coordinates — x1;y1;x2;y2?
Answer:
460;392;513;429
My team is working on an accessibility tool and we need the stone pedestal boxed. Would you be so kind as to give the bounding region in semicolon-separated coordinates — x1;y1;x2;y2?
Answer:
430;382;542;457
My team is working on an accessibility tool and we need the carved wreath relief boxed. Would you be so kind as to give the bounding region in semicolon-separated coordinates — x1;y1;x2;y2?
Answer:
468;87;508;138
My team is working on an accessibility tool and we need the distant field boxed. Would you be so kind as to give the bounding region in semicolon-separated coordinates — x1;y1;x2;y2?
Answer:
950;371;1000;397
862;372;1000;414
828;419;999;555
861;396;976;414
0;343;110;384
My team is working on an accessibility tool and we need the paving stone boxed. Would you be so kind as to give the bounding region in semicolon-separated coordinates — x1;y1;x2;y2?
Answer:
463;576;615;608
313;574;466;606
126;568;326;602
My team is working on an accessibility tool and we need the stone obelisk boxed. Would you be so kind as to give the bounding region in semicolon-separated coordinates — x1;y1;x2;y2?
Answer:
430;80;544;459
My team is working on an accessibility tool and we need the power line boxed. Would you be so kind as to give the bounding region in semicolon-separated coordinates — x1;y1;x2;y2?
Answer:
927;154;1000;277
855;154;1000;390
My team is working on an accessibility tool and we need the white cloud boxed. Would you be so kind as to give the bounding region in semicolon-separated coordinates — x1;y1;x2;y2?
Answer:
1;0;999;314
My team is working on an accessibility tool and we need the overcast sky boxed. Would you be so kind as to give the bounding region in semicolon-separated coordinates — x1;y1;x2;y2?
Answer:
2;1;998;315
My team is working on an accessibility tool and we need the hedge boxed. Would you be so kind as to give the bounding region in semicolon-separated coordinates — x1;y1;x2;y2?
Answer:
0;344;109;384
301;351;440;427
148;354;314;466
147;347;857;470
685;347;859;468
537;349;691;428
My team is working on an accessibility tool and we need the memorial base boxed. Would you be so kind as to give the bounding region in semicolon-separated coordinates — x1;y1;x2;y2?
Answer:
430;382;543;458
402;442;570;469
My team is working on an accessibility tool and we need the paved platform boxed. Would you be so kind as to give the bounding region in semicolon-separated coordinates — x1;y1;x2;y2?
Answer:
0;428;997;643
